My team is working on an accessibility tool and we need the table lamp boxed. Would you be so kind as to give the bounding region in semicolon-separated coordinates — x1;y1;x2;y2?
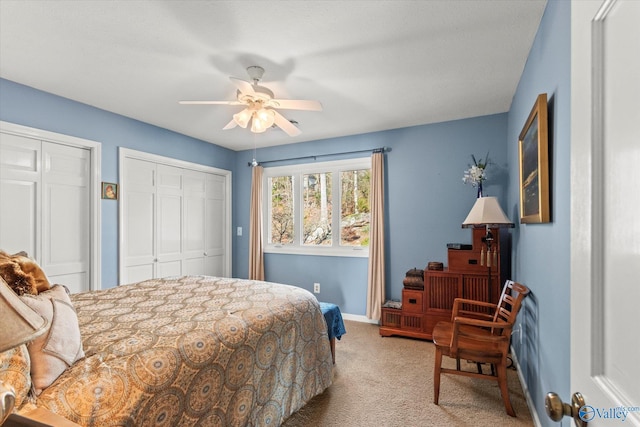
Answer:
0;280;47;424
461;196;514;301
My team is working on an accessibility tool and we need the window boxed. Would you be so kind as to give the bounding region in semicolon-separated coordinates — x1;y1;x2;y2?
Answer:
264;157;371;257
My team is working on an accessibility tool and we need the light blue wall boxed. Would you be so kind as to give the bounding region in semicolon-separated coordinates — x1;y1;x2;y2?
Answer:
0;77;509;312
233;114;509;315
506;1;571;425
0;78;236;288
2;4;570;417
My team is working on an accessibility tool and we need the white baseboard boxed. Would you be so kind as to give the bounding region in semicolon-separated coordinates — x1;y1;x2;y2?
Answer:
341;312;379;324
510;345;542;427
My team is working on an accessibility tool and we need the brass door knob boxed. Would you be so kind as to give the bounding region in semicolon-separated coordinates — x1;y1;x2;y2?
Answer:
545;392;588;427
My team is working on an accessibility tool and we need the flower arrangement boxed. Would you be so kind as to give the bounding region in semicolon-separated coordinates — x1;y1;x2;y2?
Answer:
462;152;491;188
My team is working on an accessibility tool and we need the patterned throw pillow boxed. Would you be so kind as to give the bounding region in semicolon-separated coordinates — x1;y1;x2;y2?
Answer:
20;285;85;394
0;344;32;410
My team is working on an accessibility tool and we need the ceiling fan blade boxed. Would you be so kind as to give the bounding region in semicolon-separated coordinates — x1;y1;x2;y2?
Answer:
229;77;255;96
179;100;243;105
273;110;301;137
270;99;323;111
222;118;238;130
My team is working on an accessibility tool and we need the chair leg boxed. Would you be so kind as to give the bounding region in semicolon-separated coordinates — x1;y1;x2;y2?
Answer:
496;362;515;417
434;348;443;405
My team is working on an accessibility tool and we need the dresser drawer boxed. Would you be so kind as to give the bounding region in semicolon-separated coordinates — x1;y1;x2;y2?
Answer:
402;289;423;313
448;249;484;272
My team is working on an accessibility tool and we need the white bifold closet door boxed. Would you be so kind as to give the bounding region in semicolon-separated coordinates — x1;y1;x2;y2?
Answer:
122;156;227;284
122;157;157;282
0;133;91;293
183;170;226;276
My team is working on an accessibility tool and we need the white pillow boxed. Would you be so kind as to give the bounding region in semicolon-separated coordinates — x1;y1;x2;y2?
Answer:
20;285;84;394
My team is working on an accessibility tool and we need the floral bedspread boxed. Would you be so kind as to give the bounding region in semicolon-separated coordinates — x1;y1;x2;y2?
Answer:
32;276;333;426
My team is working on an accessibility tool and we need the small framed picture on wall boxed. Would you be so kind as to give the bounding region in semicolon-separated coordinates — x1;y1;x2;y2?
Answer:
102;182;118;200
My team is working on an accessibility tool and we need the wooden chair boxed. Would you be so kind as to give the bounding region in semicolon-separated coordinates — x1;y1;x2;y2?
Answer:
432;280;530;417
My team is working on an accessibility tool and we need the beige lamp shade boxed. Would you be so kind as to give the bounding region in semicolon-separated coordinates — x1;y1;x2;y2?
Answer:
0;279;47;353
462;196;514;228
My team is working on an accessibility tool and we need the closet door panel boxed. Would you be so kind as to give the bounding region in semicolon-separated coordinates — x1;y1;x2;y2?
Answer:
205;174;226;276
157;260;182;278
184;257;205;276
123;158;156;281
157;194;182;260
127;264;155;284
204;255;223;277
0;181;38;256
183;171;206;272
0;134;41;256
120;149;230;282
157;165;183;276
42;142;90;293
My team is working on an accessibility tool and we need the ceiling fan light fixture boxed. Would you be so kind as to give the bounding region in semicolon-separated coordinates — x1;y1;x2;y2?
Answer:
233;108;252;128
256;108;275;126
251;109;275;133
180;66;320;137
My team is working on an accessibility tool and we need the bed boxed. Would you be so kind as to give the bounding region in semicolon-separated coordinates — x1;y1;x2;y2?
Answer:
4;275;334;426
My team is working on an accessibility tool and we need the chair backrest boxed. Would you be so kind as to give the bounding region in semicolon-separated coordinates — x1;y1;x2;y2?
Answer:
491;280;530;336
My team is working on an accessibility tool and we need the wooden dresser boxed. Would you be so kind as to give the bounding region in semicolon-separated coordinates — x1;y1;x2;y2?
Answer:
379;227;505;340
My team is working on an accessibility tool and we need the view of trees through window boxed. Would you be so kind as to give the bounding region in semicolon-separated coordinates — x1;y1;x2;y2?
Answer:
269;175;294;244
303;173;332;245
268;167;371;248
340;169;370;246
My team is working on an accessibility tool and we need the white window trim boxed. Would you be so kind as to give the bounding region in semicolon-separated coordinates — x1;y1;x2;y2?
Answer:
263;157;371;258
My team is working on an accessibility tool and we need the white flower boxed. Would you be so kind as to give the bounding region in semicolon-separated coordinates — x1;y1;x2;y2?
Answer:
462;153;490;187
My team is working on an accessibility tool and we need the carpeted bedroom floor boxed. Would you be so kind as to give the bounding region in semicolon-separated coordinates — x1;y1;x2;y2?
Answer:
283;320;535;427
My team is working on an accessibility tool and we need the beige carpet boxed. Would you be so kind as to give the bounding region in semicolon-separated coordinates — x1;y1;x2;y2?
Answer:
283;320;534;427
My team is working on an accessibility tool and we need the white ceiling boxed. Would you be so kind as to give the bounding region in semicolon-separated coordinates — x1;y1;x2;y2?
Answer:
0;0;547;152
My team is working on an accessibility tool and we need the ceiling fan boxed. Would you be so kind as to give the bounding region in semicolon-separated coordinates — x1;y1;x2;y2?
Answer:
179;66;322;137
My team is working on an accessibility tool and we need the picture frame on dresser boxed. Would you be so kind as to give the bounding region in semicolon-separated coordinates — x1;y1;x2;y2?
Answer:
518;93;550;223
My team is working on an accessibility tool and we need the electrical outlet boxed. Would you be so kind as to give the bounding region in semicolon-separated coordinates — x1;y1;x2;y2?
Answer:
313;282;320;293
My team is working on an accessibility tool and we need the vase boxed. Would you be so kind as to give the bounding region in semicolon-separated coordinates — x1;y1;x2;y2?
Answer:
477;182;483;198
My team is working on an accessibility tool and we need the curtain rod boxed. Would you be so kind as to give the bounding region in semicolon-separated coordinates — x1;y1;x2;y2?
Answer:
247;146;390;167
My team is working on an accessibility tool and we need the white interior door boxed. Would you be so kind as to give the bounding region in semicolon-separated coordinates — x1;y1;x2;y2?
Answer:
0;122;100;292
182;170;227;276
569;1;640;426
1;130;95;293
119;148;231;284
205;172;226;276
183;169;206;275
157;164;183;278
123;158;157;283
41;141;90;293
0;133;41;258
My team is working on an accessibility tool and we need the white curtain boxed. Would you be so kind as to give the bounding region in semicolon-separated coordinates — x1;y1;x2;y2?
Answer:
366;152;385;321
249;165;265;280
